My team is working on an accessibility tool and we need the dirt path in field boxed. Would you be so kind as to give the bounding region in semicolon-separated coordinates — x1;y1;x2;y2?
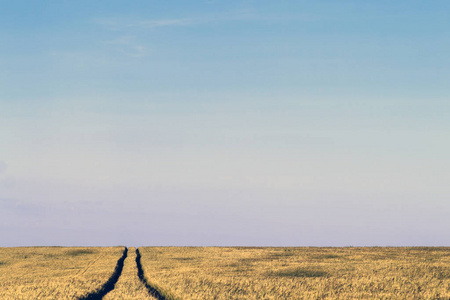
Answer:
78;247;128;300
136;248;167;300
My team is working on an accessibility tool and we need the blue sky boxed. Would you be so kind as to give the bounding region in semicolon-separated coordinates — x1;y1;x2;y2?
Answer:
1;0;450;246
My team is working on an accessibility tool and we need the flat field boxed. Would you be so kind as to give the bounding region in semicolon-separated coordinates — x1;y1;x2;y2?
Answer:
2;246;450;299
139;247;450;299
0;246;125;299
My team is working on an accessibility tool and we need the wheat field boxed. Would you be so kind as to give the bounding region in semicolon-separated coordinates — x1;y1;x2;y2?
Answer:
139;247;450;299
2;246;450;299
0;246;124;299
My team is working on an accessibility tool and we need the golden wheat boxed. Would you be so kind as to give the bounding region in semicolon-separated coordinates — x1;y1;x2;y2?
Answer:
0;246;124;299
139;247;450;299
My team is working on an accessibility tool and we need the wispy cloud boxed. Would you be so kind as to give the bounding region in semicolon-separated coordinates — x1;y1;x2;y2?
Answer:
93;11;291;31
123;45;147;57
94;17;196;30
104;35;148;57
136;18;195;28
92;12;315;58
105;35;137;45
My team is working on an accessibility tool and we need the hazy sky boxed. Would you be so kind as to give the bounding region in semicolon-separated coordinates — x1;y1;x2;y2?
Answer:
1;1;450;246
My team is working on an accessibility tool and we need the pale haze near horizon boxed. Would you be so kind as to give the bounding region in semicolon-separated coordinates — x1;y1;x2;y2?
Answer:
1;1;450;247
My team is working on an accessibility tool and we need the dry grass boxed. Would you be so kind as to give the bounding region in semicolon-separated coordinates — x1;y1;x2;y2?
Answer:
0;246;124;299
103;247;154;300
139;247;450;299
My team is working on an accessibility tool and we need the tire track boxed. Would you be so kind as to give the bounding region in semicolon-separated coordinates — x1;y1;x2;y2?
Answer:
136;248;167;300
78;247;128;300
77;253;105;276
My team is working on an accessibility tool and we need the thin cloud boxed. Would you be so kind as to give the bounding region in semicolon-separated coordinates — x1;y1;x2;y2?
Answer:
93;11;310;31
136;18;195;28
92;12;317;59
105;35;137;45
103;35;148;57
120;45;147;58
93;17;196;30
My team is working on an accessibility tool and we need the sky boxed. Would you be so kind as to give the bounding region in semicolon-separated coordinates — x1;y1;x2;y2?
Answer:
1;0;450;247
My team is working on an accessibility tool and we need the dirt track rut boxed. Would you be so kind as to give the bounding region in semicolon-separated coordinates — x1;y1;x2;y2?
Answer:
77;247;166;300
136;248;167;300
78;247;127;300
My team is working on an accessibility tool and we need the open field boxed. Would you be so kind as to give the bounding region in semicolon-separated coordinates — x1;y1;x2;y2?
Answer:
1;246;450;299
139;247;450;299
0;246;125;299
